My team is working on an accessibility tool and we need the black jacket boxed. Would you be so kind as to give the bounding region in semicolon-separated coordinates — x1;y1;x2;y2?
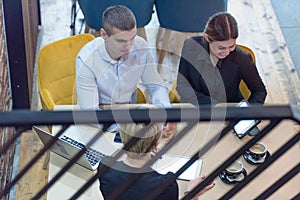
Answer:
98;158;178;200
177;36;267;105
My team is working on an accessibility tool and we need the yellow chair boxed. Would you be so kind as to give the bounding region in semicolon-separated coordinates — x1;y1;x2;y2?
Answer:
237;44;255;100
38;34;95;168
136;84;180;104
136;88;147;103
169;81;180;103
38;34;95;111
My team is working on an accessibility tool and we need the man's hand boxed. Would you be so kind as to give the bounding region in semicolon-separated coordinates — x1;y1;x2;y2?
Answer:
155;123;177;151
162;123;177;139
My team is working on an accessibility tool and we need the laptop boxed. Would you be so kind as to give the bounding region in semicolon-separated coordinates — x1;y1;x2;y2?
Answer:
33;126;118;171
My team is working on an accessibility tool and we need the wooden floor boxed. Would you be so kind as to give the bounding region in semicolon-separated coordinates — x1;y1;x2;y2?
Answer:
15;0;300;199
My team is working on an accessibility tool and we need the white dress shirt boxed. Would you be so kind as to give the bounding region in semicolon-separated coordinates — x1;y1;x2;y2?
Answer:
76;36;171;110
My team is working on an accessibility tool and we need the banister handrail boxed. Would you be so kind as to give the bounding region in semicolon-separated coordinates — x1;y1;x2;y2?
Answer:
0;105;299;126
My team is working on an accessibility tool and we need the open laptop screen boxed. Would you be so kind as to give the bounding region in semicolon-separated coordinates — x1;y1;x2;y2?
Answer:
33;126;106;170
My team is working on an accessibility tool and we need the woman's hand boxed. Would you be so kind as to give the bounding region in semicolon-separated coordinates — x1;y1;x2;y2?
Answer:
186;175;215;199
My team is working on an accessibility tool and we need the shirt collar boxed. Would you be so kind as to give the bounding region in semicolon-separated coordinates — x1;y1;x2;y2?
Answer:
98;42;130;65
98;42;117;64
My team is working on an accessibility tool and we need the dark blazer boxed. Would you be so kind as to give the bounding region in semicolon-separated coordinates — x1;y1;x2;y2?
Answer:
98;158;178;200
176;36;267;105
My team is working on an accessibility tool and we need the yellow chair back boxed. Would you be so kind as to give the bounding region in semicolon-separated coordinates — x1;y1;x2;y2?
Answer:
169;81;180;103
136;88;147;103
38;34;95;110
237;44;256;100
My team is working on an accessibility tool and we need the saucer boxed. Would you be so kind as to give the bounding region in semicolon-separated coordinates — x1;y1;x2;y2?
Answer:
243;151;270;165
219;168;247;184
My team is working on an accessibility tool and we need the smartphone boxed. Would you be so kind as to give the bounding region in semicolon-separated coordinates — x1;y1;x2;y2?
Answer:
113;132;122;143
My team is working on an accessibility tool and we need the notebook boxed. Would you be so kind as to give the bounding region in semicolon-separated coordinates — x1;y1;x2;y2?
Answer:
33;126;118;171
153;154;202;181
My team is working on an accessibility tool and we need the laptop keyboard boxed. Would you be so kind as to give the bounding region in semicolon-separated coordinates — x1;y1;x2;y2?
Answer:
60;135;105;166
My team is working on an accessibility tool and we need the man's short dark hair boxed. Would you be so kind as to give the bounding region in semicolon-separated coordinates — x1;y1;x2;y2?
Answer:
102;5;136;36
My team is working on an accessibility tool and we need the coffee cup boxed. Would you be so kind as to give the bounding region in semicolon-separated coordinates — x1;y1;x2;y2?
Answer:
248;142;267;160
225;161;244;179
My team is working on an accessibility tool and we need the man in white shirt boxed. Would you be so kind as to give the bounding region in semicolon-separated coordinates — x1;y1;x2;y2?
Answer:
76;5;176;135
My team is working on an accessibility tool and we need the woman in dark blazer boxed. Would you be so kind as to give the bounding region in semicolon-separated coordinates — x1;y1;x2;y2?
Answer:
177;12;267;106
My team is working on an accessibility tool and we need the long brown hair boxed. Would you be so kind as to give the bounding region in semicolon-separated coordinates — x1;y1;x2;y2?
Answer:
204;12;238;42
